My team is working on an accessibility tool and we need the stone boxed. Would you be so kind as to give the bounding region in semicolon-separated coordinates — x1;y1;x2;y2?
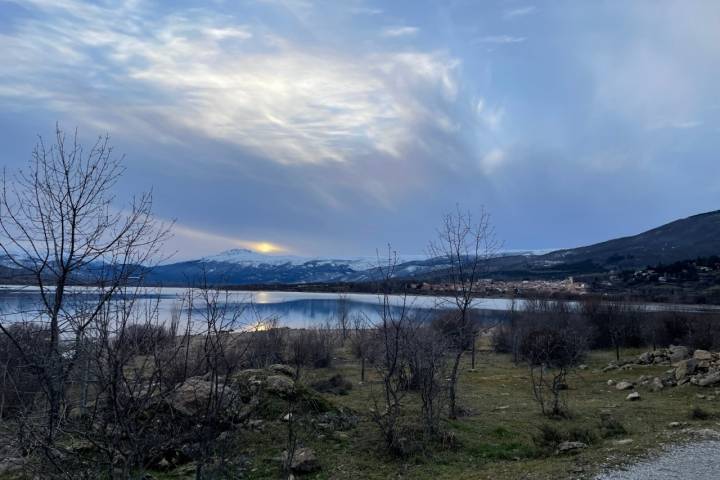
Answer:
283;447;320;473
557;441;588;454
675;358;698;381
638;351;654;364
607;379;616;386
615;381;634;390
695;372;720;387
626;392;641;401
694;350;713;361
651;377;665;392
168;377;235;416
268;364;296;378
578;364;588;370
266;375;295;396
614;439;634;445
669;345;690;362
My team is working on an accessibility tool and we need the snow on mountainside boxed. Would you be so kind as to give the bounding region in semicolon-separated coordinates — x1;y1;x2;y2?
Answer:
201;248;423;271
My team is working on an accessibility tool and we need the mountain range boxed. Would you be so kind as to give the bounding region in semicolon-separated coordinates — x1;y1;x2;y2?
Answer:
1;210;719;286
142;210;720;285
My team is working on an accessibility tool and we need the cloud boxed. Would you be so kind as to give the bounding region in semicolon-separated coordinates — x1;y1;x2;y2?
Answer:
479;148;506;174
381;26;419;37
503;6;536;19
0;0;486;212
476;98;504;131
647;119;703;130
350;6;383;15
476;35;526;44
170;223;290;258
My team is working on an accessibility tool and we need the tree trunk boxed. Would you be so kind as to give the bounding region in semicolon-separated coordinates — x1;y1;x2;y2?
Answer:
448;350;463;419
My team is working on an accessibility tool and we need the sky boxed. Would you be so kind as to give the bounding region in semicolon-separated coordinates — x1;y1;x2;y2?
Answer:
0;0;718;261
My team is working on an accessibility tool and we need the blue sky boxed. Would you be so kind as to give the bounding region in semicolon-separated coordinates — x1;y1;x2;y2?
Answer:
0;0;718;260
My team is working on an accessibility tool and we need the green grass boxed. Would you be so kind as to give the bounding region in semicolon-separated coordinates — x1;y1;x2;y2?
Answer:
158;346;720;479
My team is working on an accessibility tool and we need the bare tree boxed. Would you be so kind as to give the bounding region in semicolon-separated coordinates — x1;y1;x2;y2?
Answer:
428;205;498;419
336;292;350;346
519;302;589;417
350;313;376;383
0;125;169;468
370;246;412;455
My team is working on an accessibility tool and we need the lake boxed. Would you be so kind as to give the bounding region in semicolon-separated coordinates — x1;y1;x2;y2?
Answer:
0;285;717;330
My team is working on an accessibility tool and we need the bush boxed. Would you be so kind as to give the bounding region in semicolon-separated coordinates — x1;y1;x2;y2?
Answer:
532;424;564;453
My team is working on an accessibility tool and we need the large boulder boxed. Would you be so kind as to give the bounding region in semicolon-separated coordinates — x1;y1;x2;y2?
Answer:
266;375;295;396
675;358;698;381
269;364;296;378
168;377;235;416
669;345;690;362
694;350;713;361
638;351;654;364
693;372;720;387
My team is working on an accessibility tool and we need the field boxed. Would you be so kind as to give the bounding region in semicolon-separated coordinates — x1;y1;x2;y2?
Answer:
167;344;720;480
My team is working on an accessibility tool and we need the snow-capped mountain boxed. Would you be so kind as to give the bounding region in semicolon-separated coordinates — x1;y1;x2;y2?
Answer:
200;248;379;271
146;249;427;285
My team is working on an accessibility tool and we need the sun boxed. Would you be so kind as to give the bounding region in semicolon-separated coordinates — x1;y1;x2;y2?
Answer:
251;241;283;254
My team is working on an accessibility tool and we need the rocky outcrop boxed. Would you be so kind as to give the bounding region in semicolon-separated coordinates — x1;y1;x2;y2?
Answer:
282;447;320;473
610;346;720;389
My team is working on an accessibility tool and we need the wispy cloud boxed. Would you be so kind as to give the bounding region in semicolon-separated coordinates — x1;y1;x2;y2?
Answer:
381;26;419;37
350;6;383;15
476;35;526;44
503;6;536;19
0;0;481;211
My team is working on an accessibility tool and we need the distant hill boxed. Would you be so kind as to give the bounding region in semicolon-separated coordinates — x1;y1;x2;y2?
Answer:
483;210;720;279
2;211;719;286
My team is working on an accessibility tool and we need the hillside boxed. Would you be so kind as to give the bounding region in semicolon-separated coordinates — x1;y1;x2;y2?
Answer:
2;211;719;286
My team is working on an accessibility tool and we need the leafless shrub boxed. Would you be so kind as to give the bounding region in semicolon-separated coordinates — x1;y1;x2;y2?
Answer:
428;205;499;418
519;304;589;417
370;246;413;456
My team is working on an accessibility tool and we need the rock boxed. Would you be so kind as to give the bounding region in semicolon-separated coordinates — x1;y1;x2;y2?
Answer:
557;441;588;454
669;345;690;362
607;379;616;386
616;381;634;390
695;372;720;387
675;358;698;381
266;375;295;396
651;377;665;392
668;421;685;428
283;447;320;473
638;351;654;364
694;350;713;361
268;364;296;378
578;364;588;370
626;392;641;401
614;439;634;445
169;377;235;416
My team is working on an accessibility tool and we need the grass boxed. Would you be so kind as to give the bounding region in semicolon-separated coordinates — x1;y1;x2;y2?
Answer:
306;348;717;478
140;346;720;479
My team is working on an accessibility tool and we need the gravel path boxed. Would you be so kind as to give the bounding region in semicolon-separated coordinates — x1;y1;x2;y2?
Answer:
595;440;720;479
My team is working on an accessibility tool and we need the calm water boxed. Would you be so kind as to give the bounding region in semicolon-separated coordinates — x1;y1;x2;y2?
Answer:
0;285;717;329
